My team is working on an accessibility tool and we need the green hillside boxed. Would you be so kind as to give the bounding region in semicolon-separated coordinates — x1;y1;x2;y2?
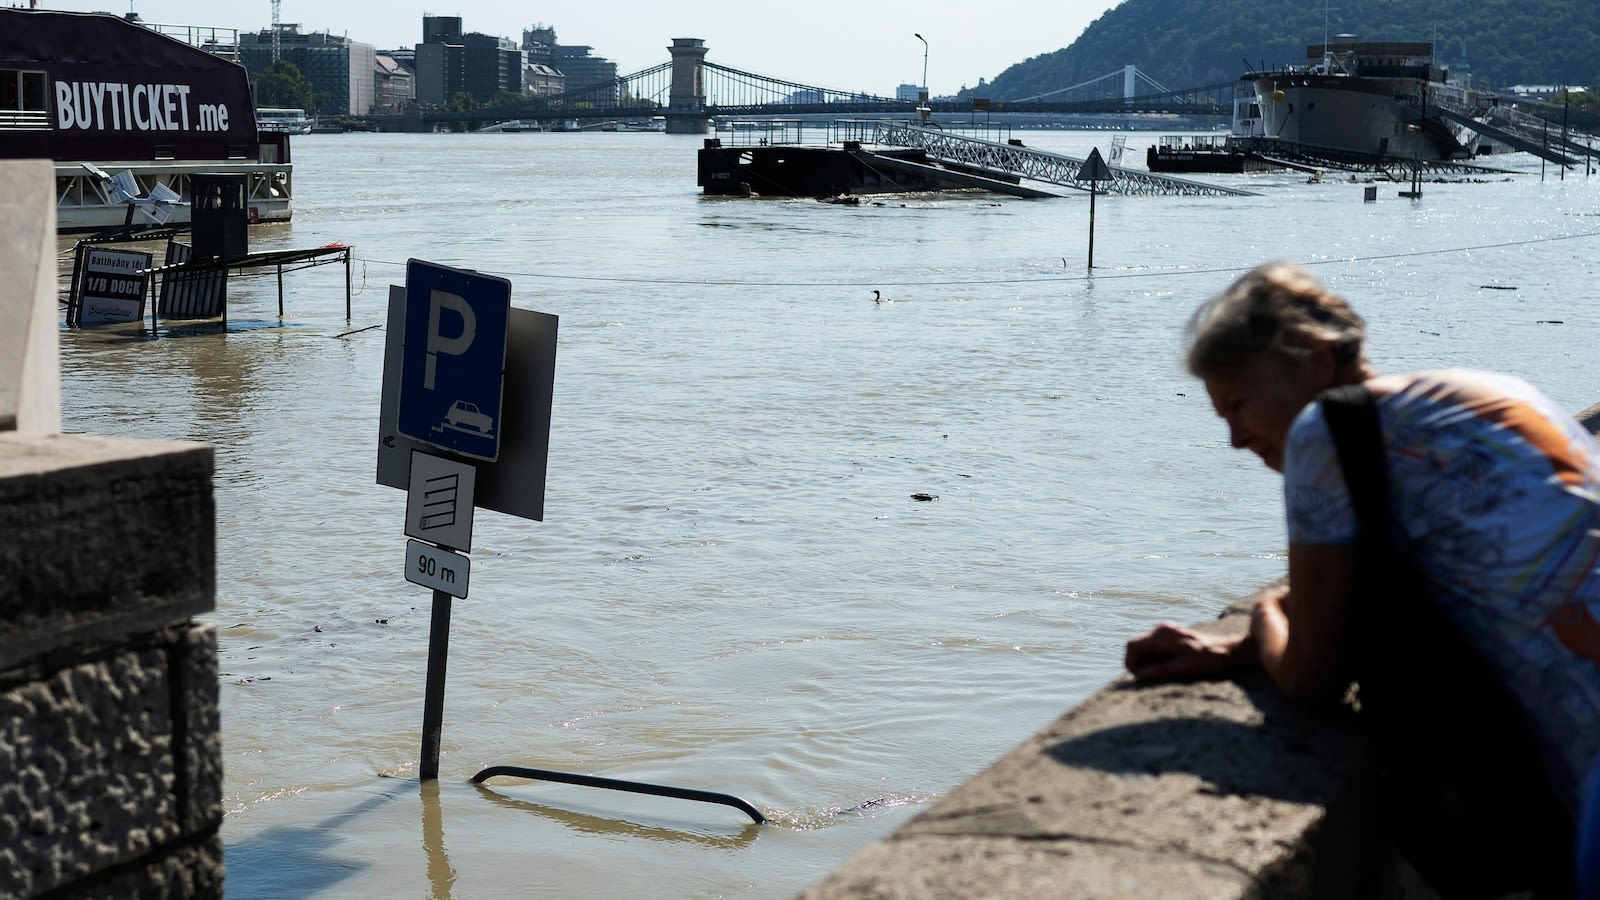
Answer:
967;0;1599;101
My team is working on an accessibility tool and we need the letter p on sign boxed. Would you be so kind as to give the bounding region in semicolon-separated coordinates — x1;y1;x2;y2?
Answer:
424;289;477;390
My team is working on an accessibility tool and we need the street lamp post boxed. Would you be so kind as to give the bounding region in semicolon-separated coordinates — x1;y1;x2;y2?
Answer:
913;33;929;123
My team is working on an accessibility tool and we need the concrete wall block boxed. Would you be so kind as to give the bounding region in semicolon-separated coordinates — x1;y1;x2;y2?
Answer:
0;433;214;672
77;832;224;900
0;158;59;433
177;624;223;837
0;648;178;898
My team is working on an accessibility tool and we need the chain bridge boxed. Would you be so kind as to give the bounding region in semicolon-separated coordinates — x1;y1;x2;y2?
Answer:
397;38;1236;132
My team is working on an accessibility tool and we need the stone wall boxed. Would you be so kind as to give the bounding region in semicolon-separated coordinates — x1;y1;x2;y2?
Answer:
0;432;221;899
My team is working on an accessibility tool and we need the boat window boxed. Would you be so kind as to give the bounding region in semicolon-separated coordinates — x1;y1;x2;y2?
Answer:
0;68;49;129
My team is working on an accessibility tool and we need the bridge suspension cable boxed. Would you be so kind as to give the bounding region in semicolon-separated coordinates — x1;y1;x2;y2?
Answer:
1015;65;1176;105
701;61;898;109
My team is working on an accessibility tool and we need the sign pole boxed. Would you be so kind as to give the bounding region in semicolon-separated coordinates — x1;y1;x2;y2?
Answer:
1076;147;1112;272
419;587;453;781
1087;181;1097;270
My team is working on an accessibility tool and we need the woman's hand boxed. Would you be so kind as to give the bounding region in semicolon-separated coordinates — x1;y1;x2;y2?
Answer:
1124;623;1256;682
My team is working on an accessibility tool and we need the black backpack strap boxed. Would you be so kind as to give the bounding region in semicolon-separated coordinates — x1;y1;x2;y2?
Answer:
1316;383;1389;555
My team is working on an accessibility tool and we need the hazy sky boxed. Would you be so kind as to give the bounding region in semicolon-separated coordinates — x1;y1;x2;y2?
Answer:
38;0;1124;96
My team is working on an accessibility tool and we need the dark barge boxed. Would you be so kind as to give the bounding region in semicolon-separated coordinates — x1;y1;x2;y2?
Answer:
1145;135;1286;174
698;139;1058;198
697;122;1057;199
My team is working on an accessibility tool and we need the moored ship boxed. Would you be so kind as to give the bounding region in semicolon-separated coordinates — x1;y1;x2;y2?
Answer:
1145;83;1285;174
0;8;292;231
1249;37;1489;163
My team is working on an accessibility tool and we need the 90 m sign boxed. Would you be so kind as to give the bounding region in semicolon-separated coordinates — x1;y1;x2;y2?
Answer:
405;539;470;598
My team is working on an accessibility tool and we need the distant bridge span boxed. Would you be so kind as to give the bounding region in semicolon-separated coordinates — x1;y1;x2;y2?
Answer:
372;40;1233;132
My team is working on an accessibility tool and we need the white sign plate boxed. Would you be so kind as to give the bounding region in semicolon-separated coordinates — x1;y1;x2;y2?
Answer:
78;248;152;324
405;539;470;598
405;451;477;552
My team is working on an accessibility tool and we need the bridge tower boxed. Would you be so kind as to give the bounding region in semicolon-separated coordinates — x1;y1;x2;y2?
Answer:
666;38;710;135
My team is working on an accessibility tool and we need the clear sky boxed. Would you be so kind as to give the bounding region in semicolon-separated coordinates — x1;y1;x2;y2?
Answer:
36;0;1124;97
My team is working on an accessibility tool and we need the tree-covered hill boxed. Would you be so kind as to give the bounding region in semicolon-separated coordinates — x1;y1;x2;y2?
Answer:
965;0;1599;101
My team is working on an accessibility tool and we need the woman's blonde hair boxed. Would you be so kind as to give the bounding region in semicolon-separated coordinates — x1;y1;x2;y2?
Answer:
1185;262;1366;378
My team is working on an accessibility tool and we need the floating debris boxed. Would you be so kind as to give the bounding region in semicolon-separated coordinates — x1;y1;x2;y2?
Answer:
1536;320;1565;325
1479;285;1518;291
911;492;938;501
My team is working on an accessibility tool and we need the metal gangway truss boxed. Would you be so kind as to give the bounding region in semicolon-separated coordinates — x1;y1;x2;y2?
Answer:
861;121;1258;198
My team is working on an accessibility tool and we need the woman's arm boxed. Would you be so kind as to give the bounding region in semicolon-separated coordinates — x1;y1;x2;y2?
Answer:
1254;542;1354;702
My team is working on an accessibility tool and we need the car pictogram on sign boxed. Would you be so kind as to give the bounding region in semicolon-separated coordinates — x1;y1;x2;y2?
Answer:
441;400;494;436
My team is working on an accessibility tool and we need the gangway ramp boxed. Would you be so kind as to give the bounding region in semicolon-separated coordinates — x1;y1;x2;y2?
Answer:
865;122;1258;198
1435;109;1578;166
850;150;1062;198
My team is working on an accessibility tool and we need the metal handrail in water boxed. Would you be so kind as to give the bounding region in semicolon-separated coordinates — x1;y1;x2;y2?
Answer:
470;765;767;825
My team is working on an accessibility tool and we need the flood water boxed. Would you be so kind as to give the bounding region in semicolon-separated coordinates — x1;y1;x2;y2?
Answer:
56;129;1600;898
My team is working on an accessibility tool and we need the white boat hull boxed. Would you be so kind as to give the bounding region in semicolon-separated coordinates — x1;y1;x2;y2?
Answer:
54;159;292;232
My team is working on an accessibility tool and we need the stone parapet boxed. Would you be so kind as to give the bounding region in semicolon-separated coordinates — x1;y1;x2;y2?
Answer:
0;433;214;672
0;433;221;898
0;158;58;433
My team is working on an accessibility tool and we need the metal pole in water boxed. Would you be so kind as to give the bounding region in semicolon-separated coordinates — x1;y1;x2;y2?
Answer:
1087;181;1096;269
420;588;453;780
67;242;86;327
1561;90;1569;182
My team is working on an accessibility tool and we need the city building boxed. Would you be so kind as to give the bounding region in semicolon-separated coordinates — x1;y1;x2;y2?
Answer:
423;15;463;45
522;25;556;68
526;64;564;99
374;53;414;114
414;15;525;106
896;83;926;103
553;45;617;98
521;24;620;102
239;25;375;116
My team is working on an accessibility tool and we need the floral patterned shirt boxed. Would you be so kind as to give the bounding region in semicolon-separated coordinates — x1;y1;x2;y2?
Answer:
1284;369;1600;809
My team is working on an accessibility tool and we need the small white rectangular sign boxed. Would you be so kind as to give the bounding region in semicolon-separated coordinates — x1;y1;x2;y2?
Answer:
405;539;471;598
405;450;477;552
77;248;152;325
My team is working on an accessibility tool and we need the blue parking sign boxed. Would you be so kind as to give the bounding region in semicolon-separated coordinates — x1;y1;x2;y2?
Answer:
398;260;511;462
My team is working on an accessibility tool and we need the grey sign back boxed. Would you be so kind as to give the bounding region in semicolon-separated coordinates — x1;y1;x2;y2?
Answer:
378;285;558;522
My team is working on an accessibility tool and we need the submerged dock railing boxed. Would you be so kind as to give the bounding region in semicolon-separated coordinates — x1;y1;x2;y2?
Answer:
870;122;1258;197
